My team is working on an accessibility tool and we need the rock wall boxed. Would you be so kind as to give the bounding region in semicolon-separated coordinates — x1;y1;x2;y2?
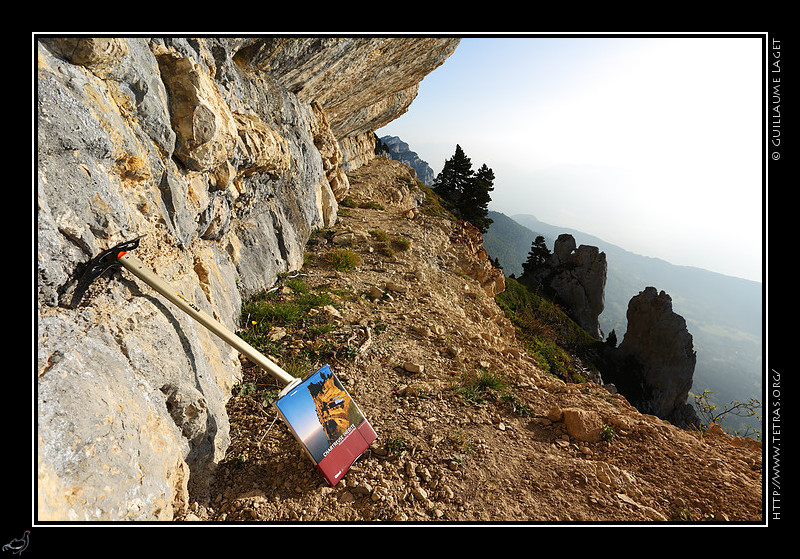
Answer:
36;36;459;521
533;233;607;339
618;287;698;428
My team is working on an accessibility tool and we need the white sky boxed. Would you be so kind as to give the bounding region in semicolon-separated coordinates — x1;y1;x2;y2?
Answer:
378;35;764;283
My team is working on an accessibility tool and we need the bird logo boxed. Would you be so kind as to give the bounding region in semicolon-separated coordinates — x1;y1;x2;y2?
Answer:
2;530;29;555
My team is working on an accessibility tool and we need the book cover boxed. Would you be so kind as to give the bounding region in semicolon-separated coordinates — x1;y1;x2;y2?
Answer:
274;364;377;486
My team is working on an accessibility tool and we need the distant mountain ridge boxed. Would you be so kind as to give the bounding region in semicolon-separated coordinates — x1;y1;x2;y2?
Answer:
379;135;435;186
483;211;763;430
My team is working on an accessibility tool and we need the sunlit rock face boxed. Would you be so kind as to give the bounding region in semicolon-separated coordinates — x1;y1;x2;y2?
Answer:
36;36;459;521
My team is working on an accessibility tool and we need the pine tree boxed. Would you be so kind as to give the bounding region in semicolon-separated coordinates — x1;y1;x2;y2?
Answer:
432;144;474;211
521;235;550;278
461;163;495;233
433;145;495;233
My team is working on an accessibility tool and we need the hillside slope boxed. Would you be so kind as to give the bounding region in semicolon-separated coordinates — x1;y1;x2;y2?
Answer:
183;157;763;523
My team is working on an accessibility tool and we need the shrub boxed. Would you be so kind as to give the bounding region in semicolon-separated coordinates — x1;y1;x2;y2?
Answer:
392;237;411;251
329;248;360;272
368;229;390;242
693;389;762;439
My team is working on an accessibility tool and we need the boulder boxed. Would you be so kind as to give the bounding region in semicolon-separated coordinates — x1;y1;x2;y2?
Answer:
450;221;506;297
562;408;603;442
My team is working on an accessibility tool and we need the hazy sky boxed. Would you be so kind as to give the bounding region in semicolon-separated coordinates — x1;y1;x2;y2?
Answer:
378;35;764;283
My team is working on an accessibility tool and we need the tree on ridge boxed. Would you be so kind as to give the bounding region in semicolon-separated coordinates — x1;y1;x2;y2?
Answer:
521;235;550;278
433;144;495;233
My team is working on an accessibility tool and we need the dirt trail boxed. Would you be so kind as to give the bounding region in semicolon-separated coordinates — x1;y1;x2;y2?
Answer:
182;158;763;524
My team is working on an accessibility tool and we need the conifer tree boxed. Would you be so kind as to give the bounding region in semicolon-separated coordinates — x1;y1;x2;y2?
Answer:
461;163;495;233
432;144;473;210
433;145;495;233
521;235;550;278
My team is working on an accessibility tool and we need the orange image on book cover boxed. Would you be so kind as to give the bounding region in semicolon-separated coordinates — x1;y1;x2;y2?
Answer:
275;365;377;485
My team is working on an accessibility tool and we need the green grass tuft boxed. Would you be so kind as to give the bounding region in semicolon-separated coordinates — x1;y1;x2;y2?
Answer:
329;248;360;272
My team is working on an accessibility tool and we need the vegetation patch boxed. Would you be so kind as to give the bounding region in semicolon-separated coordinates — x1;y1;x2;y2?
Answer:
369;229;412;257
416;183;454;220
238;278;350;387
328;248;360;272
495;277;602;382
459;369;507;402
340;195;385;211
385;436;407;456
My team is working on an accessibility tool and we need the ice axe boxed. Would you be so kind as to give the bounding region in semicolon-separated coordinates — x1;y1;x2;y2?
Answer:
71;236;296;386
70;236;377;485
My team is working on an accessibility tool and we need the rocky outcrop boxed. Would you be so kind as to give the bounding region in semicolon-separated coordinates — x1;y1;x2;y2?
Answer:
450;221;506;298
617;287;698;428
380;135;435;186
532;234;607;339
36;36;459;521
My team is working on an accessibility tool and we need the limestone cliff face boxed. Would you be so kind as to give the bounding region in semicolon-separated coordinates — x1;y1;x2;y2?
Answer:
231;37;460;170
36;36;459;521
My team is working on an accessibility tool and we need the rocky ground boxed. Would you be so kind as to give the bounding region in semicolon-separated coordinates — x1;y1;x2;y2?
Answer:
180;157;763;524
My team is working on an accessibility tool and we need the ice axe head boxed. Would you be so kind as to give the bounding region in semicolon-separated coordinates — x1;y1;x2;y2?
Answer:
69;236;144;309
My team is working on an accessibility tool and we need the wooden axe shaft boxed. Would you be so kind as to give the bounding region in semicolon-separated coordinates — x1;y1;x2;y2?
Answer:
117;252;296;387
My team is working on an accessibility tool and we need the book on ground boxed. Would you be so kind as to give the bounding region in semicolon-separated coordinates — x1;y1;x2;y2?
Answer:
274;364;378;486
